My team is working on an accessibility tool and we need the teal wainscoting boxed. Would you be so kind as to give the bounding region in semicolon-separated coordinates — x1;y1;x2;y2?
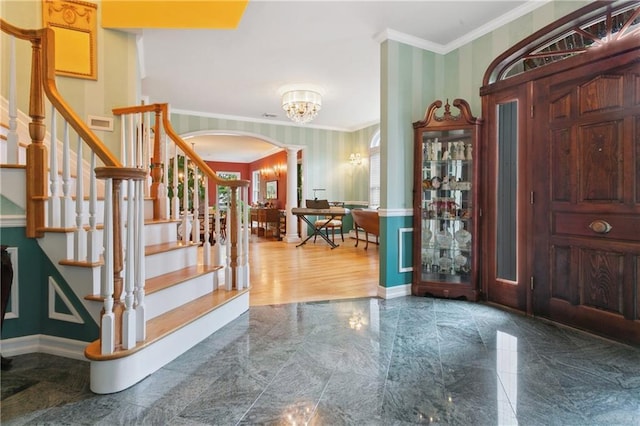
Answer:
0;227;99;342
379;213;413;288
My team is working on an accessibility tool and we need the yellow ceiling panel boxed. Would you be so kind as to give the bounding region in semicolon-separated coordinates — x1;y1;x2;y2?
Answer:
102;1;248;29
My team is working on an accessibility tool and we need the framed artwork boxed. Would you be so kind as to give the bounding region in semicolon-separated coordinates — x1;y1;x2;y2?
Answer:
266;181;277;199
43;0;98;80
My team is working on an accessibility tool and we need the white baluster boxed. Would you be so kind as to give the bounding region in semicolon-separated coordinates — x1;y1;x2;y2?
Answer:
242;186;250;289
87;152;100;263
191;165;200;243
48;105;60;227
122;177;136;349
101;178;115;355
163;132;170;219
225;204;232;290
128;114;135;168
135;178;146;341
203;178;210;267
181;152;189;242
74;136;87;261
120;113;127;166
139;113;145;168
143;112;150;196
7;35;19;163
172;145;179;220
61;122;73;227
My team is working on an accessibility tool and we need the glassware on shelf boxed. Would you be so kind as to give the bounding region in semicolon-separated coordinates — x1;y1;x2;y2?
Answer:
436;230;453;248
422;228;432;245
454;254;467;269
438;256;453;273
454;229;472;247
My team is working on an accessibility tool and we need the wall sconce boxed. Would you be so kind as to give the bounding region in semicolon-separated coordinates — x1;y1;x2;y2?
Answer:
273;164;285;178
349;153;362;165
260;168;268;179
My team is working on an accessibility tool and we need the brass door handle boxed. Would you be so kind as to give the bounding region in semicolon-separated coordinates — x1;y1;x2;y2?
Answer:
589;220;612;234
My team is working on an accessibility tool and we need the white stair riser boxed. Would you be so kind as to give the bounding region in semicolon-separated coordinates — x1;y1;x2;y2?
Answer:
145;222;178;246
89;291;249;394
0;167;26;209
145;245;198;279
57;264;103;323
146;272;216;320
38;232;74;261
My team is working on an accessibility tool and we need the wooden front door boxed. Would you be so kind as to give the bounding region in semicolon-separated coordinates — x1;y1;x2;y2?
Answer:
531;58;640;344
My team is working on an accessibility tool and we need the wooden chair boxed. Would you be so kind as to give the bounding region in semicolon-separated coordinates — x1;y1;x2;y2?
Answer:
313;217;344;243
313;202;345;244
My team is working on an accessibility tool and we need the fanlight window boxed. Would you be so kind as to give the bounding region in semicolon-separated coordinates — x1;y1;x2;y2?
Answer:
488;2;640;84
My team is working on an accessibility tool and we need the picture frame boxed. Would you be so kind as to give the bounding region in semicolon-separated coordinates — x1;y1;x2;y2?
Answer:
42;0;98;80
266;180;277;199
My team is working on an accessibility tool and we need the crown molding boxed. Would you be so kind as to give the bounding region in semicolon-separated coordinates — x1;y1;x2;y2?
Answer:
376;0;552;54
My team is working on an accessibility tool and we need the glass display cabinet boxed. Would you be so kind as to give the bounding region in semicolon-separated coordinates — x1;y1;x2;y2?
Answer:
412;99;481;300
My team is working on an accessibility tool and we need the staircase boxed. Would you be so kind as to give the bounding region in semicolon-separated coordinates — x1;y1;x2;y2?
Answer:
1;19;251;394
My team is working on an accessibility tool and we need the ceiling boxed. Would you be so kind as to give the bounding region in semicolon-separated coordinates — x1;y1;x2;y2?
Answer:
139;1;544;162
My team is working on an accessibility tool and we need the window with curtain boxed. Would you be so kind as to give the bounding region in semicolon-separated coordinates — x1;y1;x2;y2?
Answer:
369;130;380;208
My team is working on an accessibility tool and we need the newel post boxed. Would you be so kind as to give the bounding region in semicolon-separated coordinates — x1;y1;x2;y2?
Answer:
26;36;47;238
95;167;147;352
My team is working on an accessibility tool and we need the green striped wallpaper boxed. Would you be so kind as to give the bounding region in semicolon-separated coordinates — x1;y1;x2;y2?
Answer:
170;114;375;204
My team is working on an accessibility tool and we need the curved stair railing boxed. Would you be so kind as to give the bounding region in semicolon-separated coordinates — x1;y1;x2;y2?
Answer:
1;19;249;363
112;103;250;291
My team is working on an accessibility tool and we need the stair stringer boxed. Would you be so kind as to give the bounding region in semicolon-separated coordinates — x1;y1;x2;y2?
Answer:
90;290;249;394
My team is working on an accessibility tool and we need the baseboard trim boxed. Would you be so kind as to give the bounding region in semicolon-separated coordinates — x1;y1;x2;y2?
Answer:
378;284;412;299
0;334;87;360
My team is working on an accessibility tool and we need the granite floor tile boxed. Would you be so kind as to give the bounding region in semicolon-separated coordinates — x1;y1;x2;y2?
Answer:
2;296;639;426
310;371;386;425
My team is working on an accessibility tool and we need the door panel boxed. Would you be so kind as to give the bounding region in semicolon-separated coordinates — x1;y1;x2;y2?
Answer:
482;86;529;311
533;61;640;344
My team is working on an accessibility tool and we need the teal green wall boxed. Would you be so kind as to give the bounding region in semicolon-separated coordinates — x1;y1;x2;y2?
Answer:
379;215;413;287
0;227;99;341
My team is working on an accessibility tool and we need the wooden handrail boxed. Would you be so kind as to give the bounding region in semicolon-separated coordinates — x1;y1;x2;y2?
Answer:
1;19;121;168
112;103;250;189
40;28;120;167
0;18;41;40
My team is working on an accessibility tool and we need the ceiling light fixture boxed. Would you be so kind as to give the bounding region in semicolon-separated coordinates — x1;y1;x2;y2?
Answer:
281;89;322;124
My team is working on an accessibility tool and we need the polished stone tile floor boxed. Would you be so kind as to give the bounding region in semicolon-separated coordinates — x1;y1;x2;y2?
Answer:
1;296;639;425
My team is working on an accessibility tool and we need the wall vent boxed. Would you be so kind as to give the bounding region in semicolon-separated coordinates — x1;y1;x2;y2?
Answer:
88;115;114;132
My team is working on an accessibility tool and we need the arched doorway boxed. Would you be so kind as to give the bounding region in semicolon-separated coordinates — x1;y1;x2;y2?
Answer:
179;130;304;244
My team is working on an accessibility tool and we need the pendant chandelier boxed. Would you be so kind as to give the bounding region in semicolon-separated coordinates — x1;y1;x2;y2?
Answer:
281;89;322;124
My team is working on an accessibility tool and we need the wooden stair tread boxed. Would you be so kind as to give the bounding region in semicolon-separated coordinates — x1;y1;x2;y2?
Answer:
145;264;223;295
84;288;248;361
84;264;223;301
145;241;199;256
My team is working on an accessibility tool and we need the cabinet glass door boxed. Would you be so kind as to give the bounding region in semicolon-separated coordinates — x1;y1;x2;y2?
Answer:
419;130;473;283
412;99;480;300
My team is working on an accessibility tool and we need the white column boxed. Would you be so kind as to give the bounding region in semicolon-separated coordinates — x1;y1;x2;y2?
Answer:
283;146;301;243
48;104;60;227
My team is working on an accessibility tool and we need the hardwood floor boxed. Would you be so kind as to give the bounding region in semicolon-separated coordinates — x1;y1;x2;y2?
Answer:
245;236;380;306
